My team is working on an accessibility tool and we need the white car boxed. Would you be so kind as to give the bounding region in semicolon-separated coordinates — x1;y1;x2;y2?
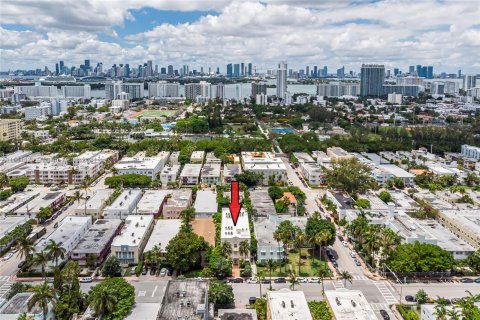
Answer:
308;277;319;283
297;277;307;283
246;277;258;284
79;277;93;283
2;253;13;261
342;241;349;247
350;252;356;258
160;268;167;277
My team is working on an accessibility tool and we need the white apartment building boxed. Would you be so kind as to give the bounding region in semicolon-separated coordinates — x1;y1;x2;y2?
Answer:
111;215;154;265
437;209;480;249
24;105;51;120
148;81;180;98
220;207;250;264
325;289;376;320
184;81;212;100
36;216;92;266
105;81;143;100
144;219;182;260
267;289;312;320
114;151;170;179
461;144;480;160
300;162;324;186
190;151;205;164
169;151;180;165
371;164;415;186
14;191;65;216
292;152;315;164
75;189;114;219
160;165;181;185
14;85;58;97
194;190;218;217
223;164;241;184
61;85;91;98
254;217;283;263
103;189;143;220
201;163;221;185
241;152;287;185
326;147;352;161
163;189;192;219
136;190;170;216
180;164;202;186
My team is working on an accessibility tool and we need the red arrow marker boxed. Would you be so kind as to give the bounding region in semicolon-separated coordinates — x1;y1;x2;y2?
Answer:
229;180;242;226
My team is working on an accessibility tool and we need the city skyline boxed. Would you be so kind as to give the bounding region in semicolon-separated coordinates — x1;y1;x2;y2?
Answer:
1;0;480;72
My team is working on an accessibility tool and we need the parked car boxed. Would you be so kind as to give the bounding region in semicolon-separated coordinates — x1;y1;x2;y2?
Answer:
18;260;26;269
349;252;356;258
53;222;59;228
10;247;17;253
249;297;257;305
354;259;361;266
274;278;286;283
232;278;244;283
246;277;258;284
79;277;93;283
332;261;338;268
405;295;415;302
141;267;148;275
460;278;474;283
160;268;167;277
150;266;157;275
167;269;172;276
474;277;480;283
2;253;13;261
342;241;348;247
261;279;271;284
379;309;390;320
308;277;319;283
297;277;307;283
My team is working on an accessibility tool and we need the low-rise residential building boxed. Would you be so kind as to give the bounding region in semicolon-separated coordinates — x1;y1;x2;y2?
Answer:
74;189;114;219
200;163;221;185
0;191;39;216
437;209;480;249
267;289;312;320
372;164;415;186
194;190;217;217
205;152;221;164
163;189;193;219
250;188;277;217
325;289;376;320
461;144;480;160
15;191;65;217
254;217;283;263
36;216;92;266
103;189;142;220
190;151;205;164
114;151;170;179
292;152;315;164
111;215;154;265
223;164;241;184
156;279;209;320
179;164;202;186
300;162;324;186
0;216;29;251
0;292;54;320
136;190;170;217
220;207;250;264
144;219;182;260
326;147;352;161
169;151;180;165
241;152;287;185
160;165;181;186
71;219;122;266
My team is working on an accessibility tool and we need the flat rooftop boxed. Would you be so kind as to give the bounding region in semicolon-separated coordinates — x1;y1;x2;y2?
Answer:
180;164;202;177
388;191;419;210
325;289;377;320
194;190;217;214
161;165;181;175
75;189;113;212
292;152;315;163
15;191;65;214
0;293;42;316
0;216;28;238
111;215;153;247
440;209;480;237
377;164;415;178
201;163;221;177
218;309;257;320
250;188;276;216
267;289;312;320
223;164;241;177
144;219;182;252
330;191;355;209
221;207;250;239
137;190;171;214
254;217;280;246
165;189;192;207
36;216;91;251
72;219;122;255
157;279;208;320
243;163;286;171
105;189;142;211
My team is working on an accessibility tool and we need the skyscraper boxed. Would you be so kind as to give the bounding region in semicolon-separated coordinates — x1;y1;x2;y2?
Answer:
240;62;244;76
55;63;59;75
233;64;240;77
226;64;233;78
394;68;399;76
360;64;385;97
323;66;328;78
336;66;345;78
306;66;309;78
409;66;415;74
427;66;433;79
247;63;253;76
276;61;287;100
84;59;90;71
313;66;318;78
463;75;477;90
59;61;64;74
167;65;174;75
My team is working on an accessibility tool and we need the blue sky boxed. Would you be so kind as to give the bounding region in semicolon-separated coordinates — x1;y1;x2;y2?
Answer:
1;0;479;72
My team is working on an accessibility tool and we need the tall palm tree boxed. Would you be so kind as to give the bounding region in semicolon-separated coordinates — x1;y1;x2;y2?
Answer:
435;304;447;320
82;178;90;215
364;225;380;268
288;271;299;291
27;281;57;320
317;267;330;297
221;242;232;258
314;230;332;263
446;309;461;320
378;229;400;264
89;286;117;317
257;271;265;298
265;259;276;291
16;236;36;263
45;240;66;267
33;251;50;279
239;240;250;261
340;271;353;288
294;230;305;276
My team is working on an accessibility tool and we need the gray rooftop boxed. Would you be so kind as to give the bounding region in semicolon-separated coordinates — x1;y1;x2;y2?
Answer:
75;189;113;212
72;219;122;255
194;190;218;214
250;188;276;217
157;280;209;320
144;219;182;252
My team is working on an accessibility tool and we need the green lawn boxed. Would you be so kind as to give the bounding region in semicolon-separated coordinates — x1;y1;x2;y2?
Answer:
288;248;331;277
256;264;289;277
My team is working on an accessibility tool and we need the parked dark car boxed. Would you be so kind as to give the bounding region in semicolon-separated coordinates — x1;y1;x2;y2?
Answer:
405;295;415;302
150;266;157;275
380;309;390;320
261;279;271;284
461;278;474;283
274;277;286;283
167;269;172;276
231;278;243;283
141;267;148;275
354;259;361;266
249;297;257;305
18;260;27;269
475;277;480;283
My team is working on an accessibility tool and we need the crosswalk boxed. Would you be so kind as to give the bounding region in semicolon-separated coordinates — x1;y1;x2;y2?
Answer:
352;275;369;281
0;276;11;281
332;280;345;289
0;281;13;298
373;281;398;305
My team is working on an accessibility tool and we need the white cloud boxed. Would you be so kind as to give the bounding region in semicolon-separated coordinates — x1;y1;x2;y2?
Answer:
1;0;479;72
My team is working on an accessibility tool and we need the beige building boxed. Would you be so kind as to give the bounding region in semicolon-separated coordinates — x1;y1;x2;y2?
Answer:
326;147;352;161
0;119;21;141
163;189;193;219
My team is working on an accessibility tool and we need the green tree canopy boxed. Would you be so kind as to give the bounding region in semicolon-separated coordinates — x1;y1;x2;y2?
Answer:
305;218;336;246
208;280;234;305
235;171;263;187
165;231;209;273
323;158;377;196
9;176;29;193
88;277;135;320
104;174;151;188
101;256;122;277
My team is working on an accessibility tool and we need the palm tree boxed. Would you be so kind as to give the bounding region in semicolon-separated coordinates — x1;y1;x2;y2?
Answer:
27;281;57;320
45;240;66;267
294;230;305;276
314;230;332;263
82;178;90;215
17;313;34;320
89;286;117;317
364;225;380;268
33;251;50;279
266;259;276;291
16;236;36;263
257;271;265;298
317;267;330;297
378;229;400;264
221;242;232;258
340;271;352;288
446;309;461;320
239;240;250;261
288;271;299;291
435;304;447;320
